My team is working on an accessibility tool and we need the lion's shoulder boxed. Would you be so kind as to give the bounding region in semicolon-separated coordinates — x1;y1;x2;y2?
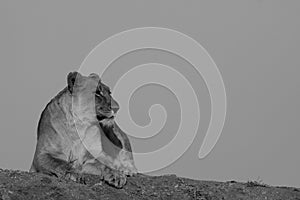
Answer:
37;87;71;138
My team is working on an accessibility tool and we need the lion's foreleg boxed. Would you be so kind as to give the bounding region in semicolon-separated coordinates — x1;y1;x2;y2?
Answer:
34;151;85;183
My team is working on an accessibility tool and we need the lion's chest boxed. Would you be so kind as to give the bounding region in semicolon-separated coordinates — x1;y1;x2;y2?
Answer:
70;125;103;167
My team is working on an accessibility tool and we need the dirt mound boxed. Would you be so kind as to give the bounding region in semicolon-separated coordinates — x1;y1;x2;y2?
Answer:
0;169;299;200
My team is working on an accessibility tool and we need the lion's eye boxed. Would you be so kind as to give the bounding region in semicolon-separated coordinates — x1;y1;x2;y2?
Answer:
95;90;104;97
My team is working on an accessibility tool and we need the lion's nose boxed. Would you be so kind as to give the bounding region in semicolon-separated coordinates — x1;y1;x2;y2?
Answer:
111;99;119;113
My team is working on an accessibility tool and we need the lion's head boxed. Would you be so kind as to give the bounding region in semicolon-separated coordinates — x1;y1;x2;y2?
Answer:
67;71;119;126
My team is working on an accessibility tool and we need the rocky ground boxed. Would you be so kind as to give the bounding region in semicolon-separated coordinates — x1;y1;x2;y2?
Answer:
0;169;299;200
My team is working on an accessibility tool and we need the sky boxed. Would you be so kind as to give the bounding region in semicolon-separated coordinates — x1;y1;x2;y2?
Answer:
0;0;299;187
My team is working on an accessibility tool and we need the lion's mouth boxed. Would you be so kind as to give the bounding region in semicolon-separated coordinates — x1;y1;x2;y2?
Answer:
97;111;115;127
96;115;105;121
97;115;115;122
96;110;114;121
96;114;113;121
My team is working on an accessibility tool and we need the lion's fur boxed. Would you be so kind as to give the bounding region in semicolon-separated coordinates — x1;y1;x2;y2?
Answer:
30;72;137;188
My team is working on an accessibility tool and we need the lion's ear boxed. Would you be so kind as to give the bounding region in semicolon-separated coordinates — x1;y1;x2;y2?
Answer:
88;73;101;82
67;71;82;93
88;73;99;78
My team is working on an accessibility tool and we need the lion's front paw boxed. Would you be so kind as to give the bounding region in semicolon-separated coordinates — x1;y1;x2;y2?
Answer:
64;171;86;184
119;165;138;177
103;169;127;188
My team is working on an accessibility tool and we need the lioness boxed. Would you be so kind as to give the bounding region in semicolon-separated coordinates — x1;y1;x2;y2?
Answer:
30;72;137;188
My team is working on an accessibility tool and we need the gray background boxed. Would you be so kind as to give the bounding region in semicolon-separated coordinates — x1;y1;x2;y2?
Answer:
1;0;300;187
